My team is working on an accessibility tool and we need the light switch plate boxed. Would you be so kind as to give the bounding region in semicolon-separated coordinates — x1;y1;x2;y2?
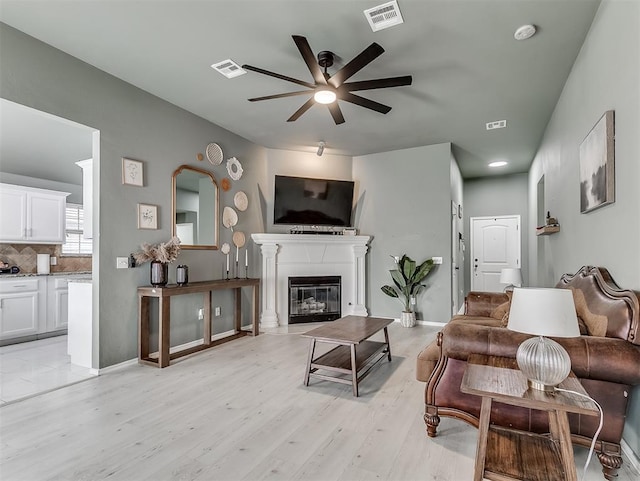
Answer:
50;256;57;265
116;257;129;269
432;256;443;265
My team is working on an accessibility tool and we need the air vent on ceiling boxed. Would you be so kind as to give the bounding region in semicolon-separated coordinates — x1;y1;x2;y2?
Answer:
486;120;507;130
364;0;404;32
211;59;247;79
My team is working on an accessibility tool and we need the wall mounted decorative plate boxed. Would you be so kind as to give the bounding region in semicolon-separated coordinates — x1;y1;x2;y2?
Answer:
226;157;243;180
221;242;230;254
206;142;224;165
221;178;231;191
196;152;204;161
232;231;246;248
222;206;238;228
234;191;248;211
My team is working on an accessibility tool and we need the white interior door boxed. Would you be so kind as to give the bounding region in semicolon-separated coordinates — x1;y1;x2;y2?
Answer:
470;215;520;292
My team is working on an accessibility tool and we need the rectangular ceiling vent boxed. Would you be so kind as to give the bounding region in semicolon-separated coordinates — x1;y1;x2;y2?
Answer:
211;59;246;79
486;120;507;130
364;0;404;32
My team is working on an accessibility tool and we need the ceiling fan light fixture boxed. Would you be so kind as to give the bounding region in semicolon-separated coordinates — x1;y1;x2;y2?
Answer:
314;89;337;104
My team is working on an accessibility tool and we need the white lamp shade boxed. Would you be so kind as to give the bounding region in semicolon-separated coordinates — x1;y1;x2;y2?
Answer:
500;268;522;287
507;288;580;338
314;89;337;104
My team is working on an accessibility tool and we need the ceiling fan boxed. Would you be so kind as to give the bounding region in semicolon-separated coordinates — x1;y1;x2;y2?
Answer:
242;35;412;125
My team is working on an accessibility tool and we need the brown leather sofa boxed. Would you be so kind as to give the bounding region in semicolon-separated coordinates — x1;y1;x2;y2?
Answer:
416;266;640;480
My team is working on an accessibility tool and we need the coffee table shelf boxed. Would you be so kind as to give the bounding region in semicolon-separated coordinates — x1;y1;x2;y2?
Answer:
302;316;393;396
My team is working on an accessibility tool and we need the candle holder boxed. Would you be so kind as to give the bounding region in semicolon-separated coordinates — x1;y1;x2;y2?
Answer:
235;260;239;279
225;268;230;281
245;265;248;279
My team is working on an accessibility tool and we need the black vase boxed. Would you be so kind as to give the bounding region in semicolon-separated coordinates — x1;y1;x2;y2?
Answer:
150;261;168;287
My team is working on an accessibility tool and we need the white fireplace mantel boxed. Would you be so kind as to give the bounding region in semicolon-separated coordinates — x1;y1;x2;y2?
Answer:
251;233;371;327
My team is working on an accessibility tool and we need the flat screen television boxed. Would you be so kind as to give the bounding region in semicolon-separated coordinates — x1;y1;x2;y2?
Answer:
274;175;354;227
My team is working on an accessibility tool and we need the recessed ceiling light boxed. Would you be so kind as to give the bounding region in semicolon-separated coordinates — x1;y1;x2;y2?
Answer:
489;161;508;168
514;24;537;41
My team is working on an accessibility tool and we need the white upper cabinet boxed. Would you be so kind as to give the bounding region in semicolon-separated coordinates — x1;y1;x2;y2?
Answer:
0;183;70;244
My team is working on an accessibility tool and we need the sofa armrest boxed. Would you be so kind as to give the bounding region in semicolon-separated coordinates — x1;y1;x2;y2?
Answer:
440;323;640;386
464;291;509;317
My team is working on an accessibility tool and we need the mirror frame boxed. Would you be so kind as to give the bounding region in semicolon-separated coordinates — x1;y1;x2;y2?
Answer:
171;164;219;250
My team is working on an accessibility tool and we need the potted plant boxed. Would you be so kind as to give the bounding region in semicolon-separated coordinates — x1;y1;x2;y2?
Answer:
381;254;435;327
134;236;181;286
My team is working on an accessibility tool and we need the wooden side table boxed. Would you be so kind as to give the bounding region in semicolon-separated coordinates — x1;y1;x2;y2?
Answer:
461;354;599;481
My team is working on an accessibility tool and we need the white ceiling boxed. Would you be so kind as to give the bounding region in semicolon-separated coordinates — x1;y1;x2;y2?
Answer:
0;0;601;180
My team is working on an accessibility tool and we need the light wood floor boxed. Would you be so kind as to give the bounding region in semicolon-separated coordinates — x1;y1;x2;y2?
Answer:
1;323;638;481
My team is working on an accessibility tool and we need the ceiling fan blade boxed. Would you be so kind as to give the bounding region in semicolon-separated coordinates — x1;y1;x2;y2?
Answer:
340;92;392;114
328;42;385;88
248;90;313;102
287;97;316;122
292;35;327;85
343;76;412;92
242;64;315;89
327;103;345;125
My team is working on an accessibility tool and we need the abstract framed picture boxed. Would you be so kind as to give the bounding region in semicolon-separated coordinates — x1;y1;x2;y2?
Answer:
122;157;144;187
579;110;615;213
137;203;158;230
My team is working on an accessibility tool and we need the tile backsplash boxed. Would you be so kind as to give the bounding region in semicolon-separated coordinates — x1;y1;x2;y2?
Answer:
0;244;91;274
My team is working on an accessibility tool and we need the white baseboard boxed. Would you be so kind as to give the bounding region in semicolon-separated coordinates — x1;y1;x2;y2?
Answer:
94;330;239;374
621;439;640;474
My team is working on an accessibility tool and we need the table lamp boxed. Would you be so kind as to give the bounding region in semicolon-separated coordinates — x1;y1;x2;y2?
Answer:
506;288;580;392
500;268;522;291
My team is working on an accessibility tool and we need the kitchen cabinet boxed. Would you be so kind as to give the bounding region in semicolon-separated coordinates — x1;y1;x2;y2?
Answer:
75;159;93;239
0;183;70;244
0;278;45;340
47;277;69;332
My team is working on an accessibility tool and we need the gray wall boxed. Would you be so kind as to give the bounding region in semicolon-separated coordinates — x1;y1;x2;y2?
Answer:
527;1;639;458
0;23;267;367
463;173;529;294
353;144;453;324
262;148;353;233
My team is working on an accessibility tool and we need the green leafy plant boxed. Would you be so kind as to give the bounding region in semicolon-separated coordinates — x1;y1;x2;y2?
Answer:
381;255;435;312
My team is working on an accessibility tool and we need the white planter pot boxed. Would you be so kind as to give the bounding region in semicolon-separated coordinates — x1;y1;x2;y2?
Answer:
400;311;416;328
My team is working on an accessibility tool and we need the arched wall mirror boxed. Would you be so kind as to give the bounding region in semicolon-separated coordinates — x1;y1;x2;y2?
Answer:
171;165;219;250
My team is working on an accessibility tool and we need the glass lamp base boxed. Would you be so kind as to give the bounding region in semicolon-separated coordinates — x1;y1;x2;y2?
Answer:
516;335;571;392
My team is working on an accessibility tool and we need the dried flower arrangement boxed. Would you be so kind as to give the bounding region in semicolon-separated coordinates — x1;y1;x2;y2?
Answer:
134;236;181;264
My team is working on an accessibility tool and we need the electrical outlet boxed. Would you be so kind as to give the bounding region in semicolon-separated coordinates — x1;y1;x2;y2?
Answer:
432;256;443;265
198;308;204;320
214;306;221;317
116;257;129;269
50;256;57;266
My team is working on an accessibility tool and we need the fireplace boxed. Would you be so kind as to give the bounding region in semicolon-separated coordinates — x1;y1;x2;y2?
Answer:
288;276;341;324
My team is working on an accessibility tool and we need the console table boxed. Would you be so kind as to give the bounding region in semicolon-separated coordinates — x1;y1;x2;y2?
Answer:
138;278;260;368
461;354;599;481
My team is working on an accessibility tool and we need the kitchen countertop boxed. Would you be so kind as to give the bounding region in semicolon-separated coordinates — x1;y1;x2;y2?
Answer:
0;271;92;279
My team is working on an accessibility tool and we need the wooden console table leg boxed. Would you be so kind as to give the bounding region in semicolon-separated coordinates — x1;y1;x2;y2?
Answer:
138;296;150;361
234;287;241;333
351;344;359;397
474;396;492;481
252;284;259;336
304;338;316;386
158;297;171;368
203;292;211;346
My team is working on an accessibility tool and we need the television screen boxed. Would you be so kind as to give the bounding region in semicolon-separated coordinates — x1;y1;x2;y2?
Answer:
274;175;354;226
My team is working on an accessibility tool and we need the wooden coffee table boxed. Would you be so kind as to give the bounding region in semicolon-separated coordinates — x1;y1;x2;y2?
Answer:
301;315;393;397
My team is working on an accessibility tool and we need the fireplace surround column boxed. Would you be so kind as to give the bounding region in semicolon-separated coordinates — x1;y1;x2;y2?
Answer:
258;243;279;328
352;244;369;316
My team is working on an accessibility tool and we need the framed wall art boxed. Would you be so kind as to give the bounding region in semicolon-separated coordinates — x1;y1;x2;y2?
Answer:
122;157;144;186
579;110;615;213
137;203;158;230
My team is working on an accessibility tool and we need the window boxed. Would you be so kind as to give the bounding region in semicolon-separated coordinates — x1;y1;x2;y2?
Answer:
62;203;92;256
